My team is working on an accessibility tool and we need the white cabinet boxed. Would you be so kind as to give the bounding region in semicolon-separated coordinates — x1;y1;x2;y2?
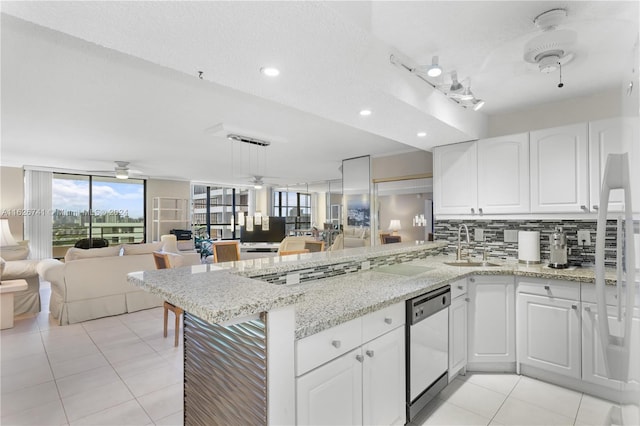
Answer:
467;276;515;367
297;348;363;425
477;133;530;214
588;117;640;213
362;327;406;426
433;141;478;215
581;302;640;392
449;279;467;380
517;295;581;379
530;123;589;213
296;303;405;426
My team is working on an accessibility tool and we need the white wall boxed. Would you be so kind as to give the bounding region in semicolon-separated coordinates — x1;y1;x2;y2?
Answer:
488;89;622;137
0;166;25;240
146;178;191;241
372;150;432;180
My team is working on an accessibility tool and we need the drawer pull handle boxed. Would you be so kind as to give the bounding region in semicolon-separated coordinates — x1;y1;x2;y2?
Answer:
469;278;475;283
356;354;364;363
384;318;393;324
544;285;550;290
366;350;374;358
572;304;578;310
458;285;464;290
593;205;599;210
465;297;470;302
331;340;341;349
580;205;589;212
478;208;483;214
585;306;591;312
471;208;475;214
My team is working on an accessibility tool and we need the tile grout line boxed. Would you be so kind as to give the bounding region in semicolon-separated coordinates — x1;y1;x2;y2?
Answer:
573;393;585;426
485;374;521;425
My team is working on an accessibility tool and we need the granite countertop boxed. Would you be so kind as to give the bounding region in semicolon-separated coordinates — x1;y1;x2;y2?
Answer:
290;255;617;339
128;264;304;324
128;242;618;339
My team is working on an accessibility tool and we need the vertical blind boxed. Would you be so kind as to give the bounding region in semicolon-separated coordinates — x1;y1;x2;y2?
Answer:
24;169;53;259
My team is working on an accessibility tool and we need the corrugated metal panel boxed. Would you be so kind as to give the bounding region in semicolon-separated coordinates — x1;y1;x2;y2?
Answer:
184;312;267;426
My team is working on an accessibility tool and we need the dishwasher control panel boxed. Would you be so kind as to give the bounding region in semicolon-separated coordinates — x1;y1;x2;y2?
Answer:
407;286;451;325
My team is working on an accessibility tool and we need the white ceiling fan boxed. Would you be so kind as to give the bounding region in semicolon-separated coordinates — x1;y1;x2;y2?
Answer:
91;161;145;179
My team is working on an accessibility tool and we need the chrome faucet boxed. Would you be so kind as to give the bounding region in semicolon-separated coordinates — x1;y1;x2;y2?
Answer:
457;224;471;261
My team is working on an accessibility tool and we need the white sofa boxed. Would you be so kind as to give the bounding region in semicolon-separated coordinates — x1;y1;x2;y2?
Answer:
37;241;200;325
0;241;41;315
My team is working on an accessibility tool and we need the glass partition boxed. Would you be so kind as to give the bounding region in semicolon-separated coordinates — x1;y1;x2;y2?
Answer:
340;156;372;249
373;178;433;245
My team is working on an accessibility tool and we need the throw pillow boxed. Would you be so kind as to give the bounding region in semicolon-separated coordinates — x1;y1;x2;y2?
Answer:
0;244;30;261
65;245;122;262
122;242;163;255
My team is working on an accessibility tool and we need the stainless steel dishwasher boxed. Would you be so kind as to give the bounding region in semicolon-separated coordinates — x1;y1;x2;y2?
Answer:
406;285;451;421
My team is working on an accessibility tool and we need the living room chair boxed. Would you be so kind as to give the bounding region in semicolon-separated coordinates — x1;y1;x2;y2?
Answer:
153;251;183;347
212;241;241;263
304;240;324;252
382;235;402;244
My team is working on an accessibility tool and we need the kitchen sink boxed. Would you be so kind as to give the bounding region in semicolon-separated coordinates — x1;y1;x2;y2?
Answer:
444;261;500;267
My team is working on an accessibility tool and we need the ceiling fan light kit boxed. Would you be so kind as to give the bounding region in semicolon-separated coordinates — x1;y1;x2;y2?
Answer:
114;161;129;179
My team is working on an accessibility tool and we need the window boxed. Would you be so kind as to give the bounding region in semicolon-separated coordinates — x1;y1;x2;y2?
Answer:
191;185;248;240
272;191;311;232
52;174;145;258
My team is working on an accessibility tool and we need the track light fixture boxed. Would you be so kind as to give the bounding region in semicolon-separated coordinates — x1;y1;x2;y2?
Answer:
426;56;442;77
389;54;486;112
449;71;463;93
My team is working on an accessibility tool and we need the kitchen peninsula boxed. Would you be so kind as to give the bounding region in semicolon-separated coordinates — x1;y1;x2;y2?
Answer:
128;242;620;426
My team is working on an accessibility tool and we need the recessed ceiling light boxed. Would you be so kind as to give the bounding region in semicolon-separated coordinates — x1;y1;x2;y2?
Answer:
359;109;372;116
260;67;280;77
417;131;427;137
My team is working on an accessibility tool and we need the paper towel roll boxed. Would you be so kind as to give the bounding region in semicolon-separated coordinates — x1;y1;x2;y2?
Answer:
518;231;540;264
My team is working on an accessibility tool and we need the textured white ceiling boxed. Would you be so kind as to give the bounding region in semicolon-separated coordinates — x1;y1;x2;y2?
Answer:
1;1;637;185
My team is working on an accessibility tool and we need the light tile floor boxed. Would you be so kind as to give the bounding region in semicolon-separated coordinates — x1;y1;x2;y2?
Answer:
410;372;639;426
1;282;183;426
2;282;636;425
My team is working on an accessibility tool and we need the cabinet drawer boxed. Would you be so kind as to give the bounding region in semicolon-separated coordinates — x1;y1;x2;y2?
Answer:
581;282;640;306
451;279;468;299
362;302;405;343
517;278;579;300
296;317;362;376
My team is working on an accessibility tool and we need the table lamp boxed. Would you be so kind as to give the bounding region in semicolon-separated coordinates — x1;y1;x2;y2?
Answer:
388;219;401;236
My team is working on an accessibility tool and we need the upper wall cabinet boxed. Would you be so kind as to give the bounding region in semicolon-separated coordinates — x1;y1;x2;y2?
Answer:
434;141;478;215
530;123;589;213
477;133;530;214
589;117;640;213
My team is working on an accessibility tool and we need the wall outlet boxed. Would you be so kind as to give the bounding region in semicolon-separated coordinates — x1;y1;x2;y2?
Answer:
361;260;370;270
286;272;300;285
474;228;484;241
577;230;591;246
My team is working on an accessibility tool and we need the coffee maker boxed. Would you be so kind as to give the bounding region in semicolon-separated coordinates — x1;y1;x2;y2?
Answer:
548;226;569;269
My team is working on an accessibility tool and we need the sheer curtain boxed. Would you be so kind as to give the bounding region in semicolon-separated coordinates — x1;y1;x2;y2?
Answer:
24;169;52;259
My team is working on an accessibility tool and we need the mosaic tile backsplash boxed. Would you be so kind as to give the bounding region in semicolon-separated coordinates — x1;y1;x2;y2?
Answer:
434;219;629;268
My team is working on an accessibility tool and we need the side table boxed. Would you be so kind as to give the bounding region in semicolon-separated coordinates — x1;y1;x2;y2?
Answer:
0;279;28;329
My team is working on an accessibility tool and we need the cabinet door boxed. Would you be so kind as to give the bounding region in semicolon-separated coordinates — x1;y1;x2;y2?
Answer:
589;117;640;213
530;123;589;213
296;348;363;425
477;133;530;213
467;276;515;365
582;302;640;391
362;327;406;426
517;293;581;379
449;295;468;379
433;141;478;215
